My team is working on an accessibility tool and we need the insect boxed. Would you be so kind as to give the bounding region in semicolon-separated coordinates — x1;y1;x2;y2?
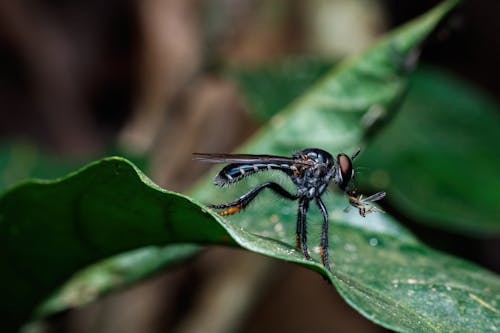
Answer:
346;190;386;217
194;148;385;269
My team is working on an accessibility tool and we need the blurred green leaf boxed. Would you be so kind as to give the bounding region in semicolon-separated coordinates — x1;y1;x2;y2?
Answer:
3;1;493;333
36;244;200;317
218;0;457;158
230;57;334;121
0;142;147;193
0;143;79;192
358;67;500;235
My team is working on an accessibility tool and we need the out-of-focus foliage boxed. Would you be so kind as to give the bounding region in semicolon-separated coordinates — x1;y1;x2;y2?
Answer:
37;244;200;318
231;57;334;122
0;143;147;193
358;67;500;235
0;143;79;192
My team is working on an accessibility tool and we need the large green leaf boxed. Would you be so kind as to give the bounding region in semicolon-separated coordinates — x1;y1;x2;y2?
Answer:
5;1;496;333
231;57;334;122
5;158;499;333
0;158;230;331
357;67;500;234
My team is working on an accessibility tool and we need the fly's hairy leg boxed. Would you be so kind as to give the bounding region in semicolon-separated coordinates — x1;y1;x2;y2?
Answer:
297;197;312;260
296;205;303;250
209;181;297;216
315;196;330;269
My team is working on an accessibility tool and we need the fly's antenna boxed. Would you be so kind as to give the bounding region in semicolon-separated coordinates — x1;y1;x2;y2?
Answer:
351;148;361;161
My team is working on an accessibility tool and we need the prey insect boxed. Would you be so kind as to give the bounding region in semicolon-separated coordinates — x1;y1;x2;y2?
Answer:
346;190;386;217
194;148;385;269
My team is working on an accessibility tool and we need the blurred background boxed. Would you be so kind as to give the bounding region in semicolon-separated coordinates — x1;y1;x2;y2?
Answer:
1;1;499;332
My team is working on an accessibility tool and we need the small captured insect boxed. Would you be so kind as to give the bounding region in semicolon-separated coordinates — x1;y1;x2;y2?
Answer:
194;148;385;269
346;190;386;217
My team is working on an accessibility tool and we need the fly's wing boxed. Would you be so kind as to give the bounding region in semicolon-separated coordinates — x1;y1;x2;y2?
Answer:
363;191;386;202
193;153;300;186
193;153;295;164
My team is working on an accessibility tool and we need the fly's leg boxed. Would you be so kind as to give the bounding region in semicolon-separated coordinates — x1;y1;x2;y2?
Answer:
297;197;312;260
209;181;297;216
315;196;330;269
296;206;302;250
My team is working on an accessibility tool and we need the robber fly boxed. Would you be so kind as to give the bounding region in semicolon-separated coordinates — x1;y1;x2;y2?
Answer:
193;148;385;269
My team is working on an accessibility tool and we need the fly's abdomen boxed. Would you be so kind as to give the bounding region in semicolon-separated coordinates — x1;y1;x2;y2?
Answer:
214;163;291;186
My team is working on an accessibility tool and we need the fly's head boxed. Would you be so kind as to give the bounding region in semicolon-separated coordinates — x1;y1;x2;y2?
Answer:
335;148;386;217
334;148;360;192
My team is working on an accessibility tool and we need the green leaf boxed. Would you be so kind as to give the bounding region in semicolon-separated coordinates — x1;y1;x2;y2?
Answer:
6;160;499;333
36;244;200;317
0;158;231;331
358;67;500;235
5;1;496;333
230;57;334;121
0;142;147;193
0;143;79;192
214;0;461;158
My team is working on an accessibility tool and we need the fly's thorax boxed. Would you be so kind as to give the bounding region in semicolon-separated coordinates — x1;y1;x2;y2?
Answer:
294;148;335;167
291;157;335;198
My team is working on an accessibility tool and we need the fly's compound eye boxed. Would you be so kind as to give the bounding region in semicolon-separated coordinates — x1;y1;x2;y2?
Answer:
337;153;354;190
